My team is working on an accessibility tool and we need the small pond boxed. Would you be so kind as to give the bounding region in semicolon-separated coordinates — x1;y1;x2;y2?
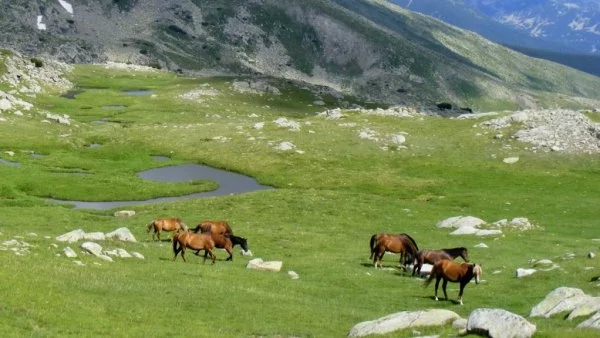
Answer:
0;158;21;166
48;164;273;210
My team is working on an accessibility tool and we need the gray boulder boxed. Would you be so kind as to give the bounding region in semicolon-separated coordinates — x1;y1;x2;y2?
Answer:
530;287;585;317
105;227;136;242
467;308;536;338
348;309;460;337
577;311;600;329
56;229;85;243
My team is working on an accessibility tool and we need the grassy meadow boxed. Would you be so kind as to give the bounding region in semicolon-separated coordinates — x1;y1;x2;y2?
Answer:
0;65;599;337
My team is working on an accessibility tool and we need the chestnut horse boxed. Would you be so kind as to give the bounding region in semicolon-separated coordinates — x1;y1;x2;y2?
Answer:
423;259;482;305
146;217;189;241
199;234;249;261
370;233;419;269
172;231;216;264
191;220;233;237
412;247;470;276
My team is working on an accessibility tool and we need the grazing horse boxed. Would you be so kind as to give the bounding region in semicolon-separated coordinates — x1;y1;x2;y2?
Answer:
412;247;469;276
199;234;249;261
370;233;419;269
191;220;233;237
146;217;189;241
423;259;482;305
172;231;216;264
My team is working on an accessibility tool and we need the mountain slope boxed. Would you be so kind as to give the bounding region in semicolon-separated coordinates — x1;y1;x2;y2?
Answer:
1;0;600;110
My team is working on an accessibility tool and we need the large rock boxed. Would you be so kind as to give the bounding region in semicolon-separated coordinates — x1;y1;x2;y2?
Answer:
467;308;536;338
577;311;600;329
348;309;460;337
437;216;486;228
246;258;282;272
105;227;136;242
530;287;585;317
56;229;85;243
567;297;600;320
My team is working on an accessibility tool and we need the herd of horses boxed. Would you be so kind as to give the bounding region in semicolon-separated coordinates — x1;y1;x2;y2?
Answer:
146;217;248;264
146;219;481;305
370;232;482;305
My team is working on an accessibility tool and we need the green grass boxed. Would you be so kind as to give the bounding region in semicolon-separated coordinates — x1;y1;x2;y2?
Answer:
1;64;599;337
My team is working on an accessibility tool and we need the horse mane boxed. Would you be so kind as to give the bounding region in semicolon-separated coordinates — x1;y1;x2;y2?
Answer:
401;233;419;253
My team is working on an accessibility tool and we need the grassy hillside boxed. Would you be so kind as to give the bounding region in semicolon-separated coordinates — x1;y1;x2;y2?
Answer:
0;64;599;337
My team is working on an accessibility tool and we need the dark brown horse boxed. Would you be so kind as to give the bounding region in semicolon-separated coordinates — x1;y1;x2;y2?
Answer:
198;234;249;261
412;247;469;276
146;217;189;241
172;231;216;264
191;220;233;237
423;259;482;305
370;233;419;269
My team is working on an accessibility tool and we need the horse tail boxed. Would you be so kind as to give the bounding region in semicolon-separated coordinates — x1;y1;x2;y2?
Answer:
369;234;377;259
146;220;154;233
423;266;436;287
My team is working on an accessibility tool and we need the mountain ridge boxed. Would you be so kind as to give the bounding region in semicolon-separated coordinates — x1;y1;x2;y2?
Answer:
1;0;599;111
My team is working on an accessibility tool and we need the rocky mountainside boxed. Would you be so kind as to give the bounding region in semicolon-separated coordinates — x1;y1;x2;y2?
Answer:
1;0;600;110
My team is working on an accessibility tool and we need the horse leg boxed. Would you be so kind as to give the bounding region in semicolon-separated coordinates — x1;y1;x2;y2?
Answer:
225;246;233;261
181;246;187;262
434;276;441;301
442;279;449;300
207;248;216;264
157;230;161;242
458;282;467;305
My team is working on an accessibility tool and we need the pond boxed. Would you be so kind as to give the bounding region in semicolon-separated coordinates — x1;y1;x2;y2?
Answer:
48;164;273;210
0;158;21;166
122;90;153;96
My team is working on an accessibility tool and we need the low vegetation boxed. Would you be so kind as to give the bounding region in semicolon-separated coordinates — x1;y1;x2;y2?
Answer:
0;64;598;337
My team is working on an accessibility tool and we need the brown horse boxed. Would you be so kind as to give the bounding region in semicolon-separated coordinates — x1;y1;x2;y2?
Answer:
146;217;189;241
172;231;216;264
412;247;470;276
191;220;233;237
199;234;249;261
423;259;482;305
370;233;419;269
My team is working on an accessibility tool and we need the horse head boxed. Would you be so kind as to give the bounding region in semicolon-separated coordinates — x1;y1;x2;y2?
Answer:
472;263;482;284
233;235;249;252
146;220;154;232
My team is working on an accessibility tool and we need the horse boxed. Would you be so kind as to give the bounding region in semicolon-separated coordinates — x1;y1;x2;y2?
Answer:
172;231;216;264
191;220;233;237
423;259;482;305
146;217;189;241
412;247;469;276
370;233;419;269
198;234;249;261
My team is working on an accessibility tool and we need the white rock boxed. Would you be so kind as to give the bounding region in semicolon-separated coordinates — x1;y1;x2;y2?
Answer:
56;229;85;243
131;252;145;259
530;287;585;317
437;216;486;228
81;241;103;256
503;157;519;164
83;232;106;241
450;226;479;235
63;247;77;258
105;227;136;242
246;258;282;272
577;311;600;329
516;268;537;278
474;243;489;248
348;309;460;337
114;210;135;217
467;308;536;338
288;271;300;279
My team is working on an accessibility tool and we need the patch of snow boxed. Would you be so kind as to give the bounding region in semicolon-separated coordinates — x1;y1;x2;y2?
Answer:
58;0;73;15
37;16;46;30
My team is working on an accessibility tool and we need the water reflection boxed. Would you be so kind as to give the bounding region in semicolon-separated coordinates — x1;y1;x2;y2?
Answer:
48;164;273;210
0;158;20;166
123;90;153;96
